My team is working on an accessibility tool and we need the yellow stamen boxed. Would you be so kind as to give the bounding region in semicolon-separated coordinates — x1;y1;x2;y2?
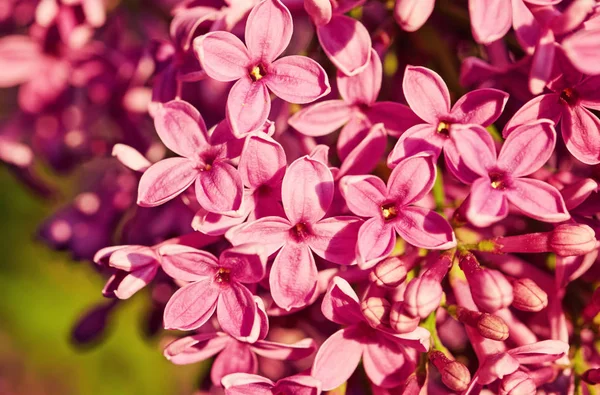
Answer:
250;66;263;81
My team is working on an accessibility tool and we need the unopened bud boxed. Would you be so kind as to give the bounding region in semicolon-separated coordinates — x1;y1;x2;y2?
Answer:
500;371;536;395
403;254;451;318
550;224;598;257
369;256;412;288
454;306;509;341
430;351;471;392
459;253;513;313
361;297;391;328
582;368;600;384
512;278;548;312
390;302;420;333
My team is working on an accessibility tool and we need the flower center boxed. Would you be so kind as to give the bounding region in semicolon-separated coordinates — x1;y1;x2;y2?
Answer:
290;222;310;241
214;268;231;284
381;202;398;221
559;87;579;106
489;171;509;190
249;64;266;82
437;121;451;136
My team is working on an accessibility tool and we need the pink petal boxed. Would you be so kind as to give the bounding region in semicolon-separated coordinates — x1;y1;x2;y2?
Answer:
137;158;197;207
451;125;497;179
505;178;570;223
469;0;512;44
357;217;396;266
154;100;208;158
212;341;258;386
222;373;273;393
394;0;435;32
337;48;381;106
508;340;569;364
164;332;230;365
266;55;331;103
502;93;563;136
288;100;353;136
238;134;286;188
340;174;387;217
304;0;332;26
394;206;456;250
192;201;250;236
282;156;334;224
115;265;159;299
251;338;316;360
217;283;257;339
108;245;158;271
225;216;291;256
386;123;441;167
466;178;509;227
111;144;151;172
163;279;219;330
512;0;541;52
275;375;322;394
577;76;600;110
308;216;362;265
311;327;364;391
387;153;437;206
194;31;251;82
402;66;450;124
562;28;600;76
226;77;271;137
220;244;267;283
321;276;364;326
444;133;491;185
385;326;431;351
196;161;243;214
0;35;42;87
450;88;509;126
338;123;387;178
365;101;423;137
498;119;556;177
317;15;371;76
170;6;217;50
269;242;318;310
336;116;372;160
529;28;555;95
561;105;600;165
245;0;293;62
363;336;412;388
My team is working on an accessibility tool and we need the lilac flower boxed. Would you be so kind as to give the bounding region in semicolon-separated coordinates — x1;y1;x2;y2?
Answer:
137;100;243;214
341;153;456;267
387;66;508;177
311;277;430;390
222;373;321;394
455;119;570;227
226;155;362;310
161;243;267;340
289;50;421;159
394;0;435;32
194;0;330;136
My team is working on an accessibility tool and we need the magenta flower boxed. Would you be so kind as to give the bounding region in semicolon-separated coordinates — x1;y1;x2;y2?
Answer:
161;244;267;340
341;153;456;267
303;0;371;76
137;100;243;214
226;155;362;310
311;277;430;390
194;0;330;136
222;373;321;394
289;50;421;159
503;69;600;165
387;66;508;175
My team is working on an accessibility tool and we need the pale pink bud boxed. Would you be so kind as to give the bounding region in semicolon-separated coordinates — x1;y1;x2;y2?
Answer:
459;252;513;313
369;256;414;288
430;351;471;392
403;254;451;318
361;297;391;329
582;368;600;384
390;301;420;333
454;306;509;341
511;278;548;312
500;371;536;395
549;224;598;257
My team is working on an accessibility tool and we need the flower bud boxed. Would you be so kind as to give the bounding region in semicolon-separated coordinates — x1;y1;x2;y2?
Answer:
390;302;420;333
403;276;443;318
429;351;471;392
361;297;391;328
500;371;536;395
582;368;600;384
549;224;598;257
369;256;412;288
459;253;513;313
454;306;509;341
511;278;548;312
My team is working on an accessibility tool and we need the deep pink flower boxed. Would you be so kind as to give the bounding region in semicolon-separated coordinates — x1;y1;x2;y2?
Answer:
137;100;243;214
194;0;330;136
304;0;371;75
455;119;570;227
161;243;267;340
388;66;508;179
289;50;421;159
341;153;456;267
311;277;430;390
222;373;321;394
226;155;362;310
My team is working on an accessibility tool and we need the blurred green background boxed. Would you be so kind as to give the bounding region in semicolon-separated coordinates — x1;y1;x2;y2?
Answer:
0;167;201;395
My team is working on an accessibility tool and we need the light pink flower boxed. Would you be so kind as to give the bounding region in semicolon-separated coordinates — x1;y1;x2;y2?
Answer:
289;50;421;159
311;277;430;390
161;244;267;340
226;155;362;310
341;153;456;267
388;66;508;180
394;0;435;32
455;119;570;227
222;373;321;394
137;100;243;214
194;0;330;136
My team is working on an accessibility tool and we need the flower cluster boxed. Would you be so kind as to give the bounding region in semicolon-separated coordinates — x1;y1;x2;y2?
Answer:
3;0;600;393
